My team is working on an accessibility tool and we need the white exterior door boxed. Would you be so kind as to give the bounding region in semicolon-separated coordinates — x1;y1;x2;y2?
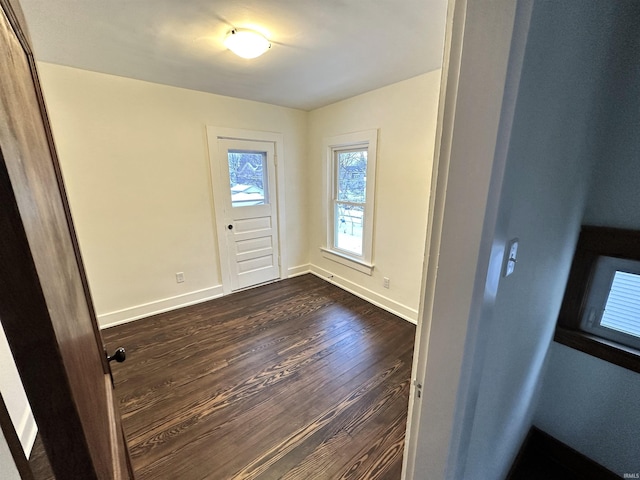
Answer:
216;138;280;291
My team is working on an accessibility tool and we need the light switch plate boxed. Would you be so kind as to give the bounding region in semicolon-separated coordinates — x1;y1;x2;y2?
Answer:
504;239;519;277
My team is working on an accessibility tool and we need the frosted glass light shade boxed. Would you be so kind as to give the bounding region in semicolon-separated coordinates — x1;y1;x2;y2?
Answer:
224;29;271;59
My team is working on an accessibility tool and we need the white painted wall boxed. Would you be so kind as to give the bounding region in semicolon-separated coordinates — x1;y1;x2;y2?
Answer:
306;72;441;322
535;343;640;476
38;64;438;328
0;323;36;456
535;5;640;475
37;63;308;327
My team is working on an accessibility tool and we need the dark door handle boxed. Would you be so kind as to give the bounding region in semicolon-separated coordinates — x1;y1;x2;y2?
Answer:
107;347;126;363
228;224;233;230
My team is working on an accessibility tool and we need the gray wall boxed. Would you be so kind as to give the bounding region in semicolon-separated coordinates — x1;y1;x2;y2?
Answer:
534;3;640;476
460;2;620;478
582;1;640;232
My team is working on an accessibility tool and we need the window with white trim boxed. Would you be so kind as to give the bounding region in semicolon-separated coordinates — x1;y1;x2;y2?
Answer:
321;130;378;275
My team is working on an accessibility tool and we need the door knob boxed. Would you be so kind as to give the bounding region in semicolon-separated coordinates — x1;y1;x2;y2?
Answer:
228;224;233;230
107;347;126;363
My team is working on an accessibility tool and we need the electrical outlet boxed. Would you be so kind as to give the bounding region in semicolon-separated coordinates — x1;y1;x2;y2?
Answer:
383;277;390;289
176;272;185;283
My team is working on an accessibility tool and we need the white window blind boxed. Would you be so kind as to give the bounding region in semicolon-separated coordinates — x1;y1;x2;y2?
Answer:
601;271;640;338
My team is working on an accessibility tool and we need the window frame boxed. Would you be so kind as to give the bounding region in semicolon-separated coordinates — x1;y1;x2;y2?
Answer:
555;226;640;374
579;256;640;350
321;130;378;275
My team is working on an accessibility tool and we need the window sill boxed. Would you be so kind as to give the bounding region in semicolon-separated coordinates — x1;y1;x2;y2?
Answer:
320;247;374;275
554;327;640;374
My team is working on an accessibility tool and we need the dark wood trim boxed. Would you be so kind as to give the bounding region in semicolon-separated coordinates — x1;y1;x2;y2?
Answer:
0;0;108;375
505;426;534;479
0;1;131;476
0;149;98;479
0;393;34;480
508;426;619;479
555;226;640;373
0;0;33;57
555;328;640;375
557;226;640;329
530;426;619;479
122;425;136;480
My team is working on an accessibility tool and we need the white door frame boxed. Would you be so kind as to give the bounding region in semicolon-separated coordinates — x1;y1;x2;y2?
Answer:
206;127;287;295
402;0;534;478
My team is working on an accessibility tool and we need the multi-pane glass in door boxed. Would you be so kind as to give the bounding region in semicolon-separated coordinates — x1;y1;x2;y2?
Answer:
228;150;268;207
334;148;367;256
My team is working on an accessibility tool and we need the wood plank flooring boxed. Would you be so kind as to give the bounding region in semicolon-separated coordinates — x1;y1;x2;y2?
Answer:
97;274;416;479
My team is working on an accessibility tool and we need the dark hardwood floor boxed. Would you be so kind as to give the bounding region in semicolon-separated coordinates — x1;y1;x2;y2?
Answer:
35;274;415;479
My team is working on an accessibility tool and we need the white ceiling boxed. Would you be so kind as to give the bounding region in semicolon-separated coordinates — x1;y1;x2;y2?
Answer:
19;0;447;111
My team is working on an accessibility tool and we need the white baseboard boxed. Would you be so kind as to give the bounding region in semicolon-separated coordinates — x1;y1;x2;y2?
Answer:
309;265;418;324
18;408;37;456
287;264;311;278
97;266;417;330
98;286;224;329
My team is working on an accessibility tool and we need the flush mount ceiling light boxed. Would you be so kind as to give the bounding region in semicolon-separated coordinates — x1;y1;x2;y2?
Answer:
224;28;271;59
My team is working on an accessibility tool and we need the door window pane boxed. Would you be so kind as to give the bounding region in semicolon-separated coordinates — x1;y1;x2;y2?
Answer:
335;203;364;255
337;150;367;202
228;151;267;207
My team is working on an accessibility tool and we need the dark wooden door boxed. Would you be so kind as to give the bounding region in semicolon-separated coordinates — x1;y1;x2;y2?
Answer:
0;0;132;478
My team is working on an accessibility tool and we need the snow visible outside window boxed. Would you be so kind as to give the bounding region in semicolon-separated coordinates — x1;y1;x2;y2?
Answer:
335;149;367;256
321;129;377;274
228;152;267;207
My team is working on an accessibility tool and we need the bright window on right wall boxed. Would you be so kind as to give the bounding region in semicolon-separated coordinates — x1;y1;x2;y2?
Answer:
555;226;640;373
333;147;368;256
321;130;378;275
